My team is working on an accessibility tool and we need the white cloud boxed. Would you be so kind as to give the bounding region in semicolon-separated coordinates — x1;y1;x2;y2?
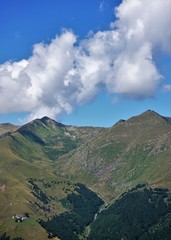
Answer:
0;0;171;121
113;0;171;53
0;31;77;119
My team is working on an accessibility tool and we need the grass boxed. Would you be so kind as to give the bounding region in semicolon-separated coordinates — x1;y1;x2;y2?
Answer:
54;110;171;202
0;111;171;237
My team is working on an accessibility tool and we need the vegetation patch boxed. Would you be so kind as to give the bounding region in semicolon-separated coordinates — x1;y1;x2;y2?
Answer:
0;233;23;240
28;178;49;204
88;187;171;240
39;183;104;240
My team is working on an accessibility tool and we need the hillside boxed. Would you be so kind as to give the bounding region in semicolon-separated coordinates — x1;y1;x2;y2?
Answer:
0;123;18;136
55;110;171;201
0;110;171;239
10;116;105;161
88;186;171;240
0;117;105;239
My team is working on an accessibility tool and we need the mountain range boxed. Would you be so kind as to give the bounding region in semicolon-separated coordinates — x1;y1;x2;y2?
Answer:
0;110;171;239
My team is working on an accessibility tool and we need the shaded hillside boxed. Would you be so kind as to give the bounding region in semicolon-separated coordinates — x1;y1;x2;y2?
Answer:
88;186;171;240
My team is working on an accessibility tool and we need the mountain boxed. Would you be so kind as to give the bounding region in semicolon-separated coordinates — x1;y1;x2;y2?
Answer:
55;110;171;201
9;116;105;161
0;110;171;239
0;116;105;239
0;123;18;136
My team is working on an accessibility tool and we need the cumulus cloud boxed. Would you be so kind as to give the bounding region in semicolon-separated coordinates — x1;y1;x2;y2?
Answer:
0;31;77;120
0;0;171;120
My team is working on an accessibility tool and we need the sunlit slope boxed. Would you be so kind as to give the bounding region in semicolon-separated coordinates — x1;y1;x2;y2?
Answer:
0;135;101;239
56;110;171;201
0;123;18;136
0;117;105;239
0;110;171;238
9;116;105;161
0;134;52;239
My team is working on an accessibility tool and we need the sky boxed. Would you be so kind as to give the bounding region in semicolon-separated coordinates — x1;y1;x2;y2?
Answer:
0;0;171;127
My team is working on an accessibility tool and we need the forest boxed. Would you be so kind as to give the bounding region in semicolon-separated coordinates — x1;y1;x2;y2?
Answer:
0;233;23;240
88;187;171;240
39;183;104;240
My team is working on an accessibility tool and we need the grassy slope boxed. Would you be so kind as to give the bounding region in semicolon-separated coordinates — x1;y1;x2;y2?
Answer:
12;117;105;161
55;110;171;202
0;123;19;136
0;136;85;239
0;111;171;238
0;137;46;239
0;117;105;239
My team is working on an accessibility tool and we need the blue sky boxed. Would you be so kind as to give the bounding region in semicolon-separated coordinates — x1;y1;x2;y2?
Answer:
0;0;170;127
0;0;117;62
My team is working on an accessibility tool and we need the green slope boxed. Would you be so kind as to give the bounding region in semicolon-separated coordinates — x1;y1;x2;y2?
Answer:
9;116;105;161
55;110;171;202
0;110;171;239
0;117;104;239
0;123;18;136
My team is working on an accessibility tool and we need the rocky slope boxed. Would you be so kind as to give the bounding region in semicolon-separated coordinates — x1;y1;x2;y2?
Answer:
55;110;171;201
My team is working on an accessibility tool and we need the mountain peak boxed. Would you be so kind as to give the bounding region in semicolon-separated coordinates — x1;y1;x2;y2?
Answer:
113;119;125;127
143;109;160;116
140;109;169;121
125;109;168;127
39;116;65;127
40;116;51;121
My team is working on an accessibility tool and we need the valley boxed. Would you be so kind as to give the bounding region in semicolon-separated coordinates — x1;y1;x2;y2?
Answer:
0;110;171;239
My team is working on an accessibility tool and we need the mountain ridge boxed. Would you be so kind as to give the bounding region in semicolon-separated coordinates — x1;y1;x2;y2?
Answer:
54;110;171;201
0;110;171;239
1;109;170;132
